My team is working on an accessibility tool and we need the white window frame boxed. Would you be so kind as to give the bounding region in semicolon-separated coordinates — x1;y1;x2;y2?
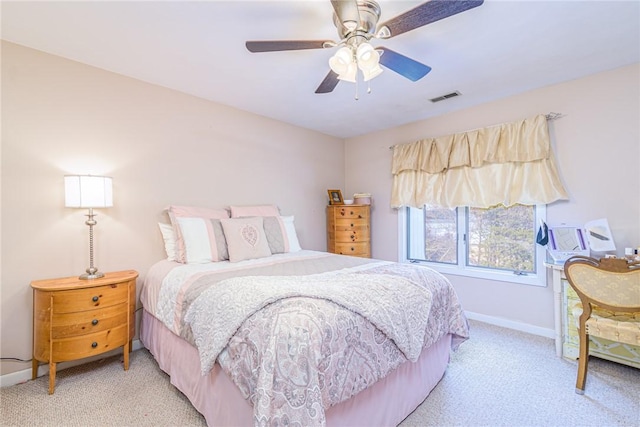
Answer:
398;205;548;287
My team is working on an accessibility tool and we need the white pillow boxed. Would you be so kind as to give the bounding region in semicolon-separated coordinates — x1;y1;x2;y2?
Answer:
174;217;229;264
167;205;230;263
281;216;302;252
158;223;177;261
220;217;272;262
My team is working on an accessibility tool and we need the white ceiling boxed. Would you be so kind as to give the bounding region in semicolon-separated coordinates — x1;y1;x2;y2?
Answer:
2;1;639;138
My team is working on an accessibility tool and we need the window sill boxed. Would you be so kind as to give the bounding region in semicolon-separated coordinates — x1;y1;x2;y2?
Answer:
402;259;547;287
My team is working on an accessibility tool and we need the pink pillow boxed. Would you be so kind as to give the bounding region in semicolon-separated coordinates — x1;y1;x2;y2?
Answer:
230;204;280;218
167;205;230;263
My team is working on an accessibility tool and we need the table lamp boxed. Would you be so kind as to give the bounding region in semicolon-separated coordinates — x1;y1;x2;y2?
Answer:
64;175;113;279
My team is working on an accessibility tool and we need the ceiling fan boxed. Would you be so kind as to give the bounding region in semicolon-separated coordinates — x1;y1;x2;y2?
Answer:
246;0;484;94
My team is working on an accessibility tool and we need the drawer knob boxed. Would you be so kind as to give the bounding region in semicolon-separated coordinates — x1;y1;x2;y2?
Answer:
91;342;98;348
92;296;99;302
91;319;99;326
351;247;355;251
358;215;362;219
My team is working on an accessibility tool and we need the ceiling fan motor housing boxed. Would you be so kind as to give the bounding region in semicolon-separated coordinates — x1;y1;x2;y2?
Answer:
333;0;381;43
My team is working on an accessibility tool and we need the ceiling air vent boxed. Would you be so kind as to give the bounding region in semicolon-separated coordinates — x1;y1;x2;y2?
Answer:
429;91;461;103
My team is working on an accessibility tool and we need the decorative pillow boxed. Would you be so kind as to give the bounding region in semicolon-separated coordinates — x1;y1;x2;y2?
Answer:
230;204;280;218
220;217;272;262
167;205;230;263
158;223;177;261
281;216;302;252
262;216;289;254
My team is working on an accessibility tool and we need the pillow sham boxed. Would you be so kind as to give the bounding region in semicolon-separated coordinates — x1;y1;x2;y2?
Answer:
158;223;177;261
175;217;229;263
262;216;289;254
281;215;302;252
167;205;230;263
220;217;272;262
230;204;280;218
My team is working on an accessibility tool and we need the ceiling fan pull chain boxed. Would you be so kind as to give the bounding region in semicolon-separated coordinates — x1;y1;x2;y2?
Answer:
367;80;372;94
354;77;359;100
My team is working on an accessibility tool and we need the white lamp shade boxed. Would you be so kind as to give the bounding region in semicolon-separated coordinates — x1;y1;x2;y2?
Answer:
362;64;383;81
64;175;113;208
337;62;357;83
356;43;380;70
329;46;354;75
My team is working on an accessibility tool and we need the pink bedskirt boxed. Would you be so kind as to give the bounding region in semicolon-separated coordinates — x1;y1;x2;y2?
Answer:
141;309;452;426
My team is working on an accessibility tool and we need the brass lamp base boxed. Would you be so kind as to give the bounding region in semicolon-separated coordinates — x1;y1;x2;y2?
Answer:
79;208;104;280
79;271;105;280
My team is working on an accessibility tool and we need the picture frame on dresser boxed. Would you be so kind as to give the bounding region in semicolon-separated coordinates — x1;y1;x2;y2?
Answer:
327;189;344;205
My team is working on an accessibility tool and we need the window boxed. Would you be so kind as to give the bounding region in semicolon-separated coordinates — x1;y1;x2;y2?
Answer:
401;204;547;286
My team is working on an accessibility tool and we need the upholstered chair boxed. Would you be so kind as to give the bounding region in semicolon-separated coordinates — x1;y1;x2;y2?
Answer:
563;256;640;394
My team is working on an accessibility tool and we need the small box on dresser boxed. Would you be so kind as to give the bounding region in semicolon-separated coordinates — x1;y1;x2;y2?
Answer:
326;204;371;258
31;270;138;394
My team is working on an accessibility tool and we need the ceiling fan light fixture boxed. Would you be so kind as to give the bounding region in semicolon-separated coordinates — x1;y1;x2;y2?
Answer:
361;64;383;82
338;62;358;83
356;43;374;62
356;42;380;71
329;46;354;75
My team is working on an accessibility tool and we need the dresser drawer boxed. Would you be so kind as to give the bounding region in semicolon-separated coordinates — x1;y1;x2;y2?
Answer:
334;217;368;228
333;242;370;257
51;324;128;362
332;228;369;243
333;207;369;219
52;303;128;338
52;283;128;313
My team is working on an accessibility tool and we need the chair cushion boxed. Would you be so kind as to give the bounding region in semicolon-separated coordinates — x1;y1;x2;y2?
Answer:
573;306;640;346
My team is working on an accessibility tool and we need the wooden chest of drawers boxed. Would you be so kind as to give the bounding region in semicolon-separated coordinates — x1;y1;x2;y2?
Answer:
326;204;371;258
31;270;138;394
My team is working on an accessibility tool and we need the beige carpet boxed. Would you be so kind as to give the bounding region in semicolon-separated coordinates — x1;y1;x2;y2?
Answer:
2;320;638;426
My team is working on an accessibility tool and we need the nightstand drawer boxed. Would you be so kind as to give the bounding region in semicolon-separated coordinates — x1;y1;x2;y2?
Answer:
51;324;128;362
52;303;128;338
52;283;128;313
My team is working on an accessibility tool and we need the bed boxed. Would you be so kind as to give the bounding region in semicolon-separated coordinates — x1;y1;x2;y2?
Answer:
140;249;469;426
140;251;468;426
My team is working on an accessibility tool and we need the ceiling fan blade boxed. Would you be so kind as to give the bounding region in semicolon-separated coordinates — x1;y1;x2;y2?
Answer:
315;71;340;94
246;40;330;53
378;47;431;82
331;0;361;31
378;0;484;39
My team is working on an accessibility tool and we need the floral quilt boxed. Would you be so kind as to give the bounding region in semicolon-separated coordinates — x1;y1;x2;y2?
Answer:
150;252;469;426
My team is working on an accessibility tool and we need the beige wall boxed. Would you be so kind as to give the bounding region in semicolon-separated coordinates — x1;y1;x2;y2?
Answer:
2;40;639;377
0;42;344;375
345;63;640;330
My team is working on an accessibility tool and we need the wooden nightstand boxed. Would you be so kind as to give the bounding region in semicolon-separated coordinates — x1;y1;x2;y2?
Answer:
326;204;371;258
31;270;138;394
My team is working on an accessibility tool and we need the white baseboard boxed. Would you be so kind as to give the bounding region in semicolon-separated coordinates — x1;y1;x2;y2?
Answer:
0;339;144;388
465;311;555;339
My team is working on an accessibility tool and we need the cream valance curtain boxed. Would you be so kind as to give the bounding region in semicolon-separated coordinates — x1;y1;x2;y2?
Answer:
391;114;568;209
